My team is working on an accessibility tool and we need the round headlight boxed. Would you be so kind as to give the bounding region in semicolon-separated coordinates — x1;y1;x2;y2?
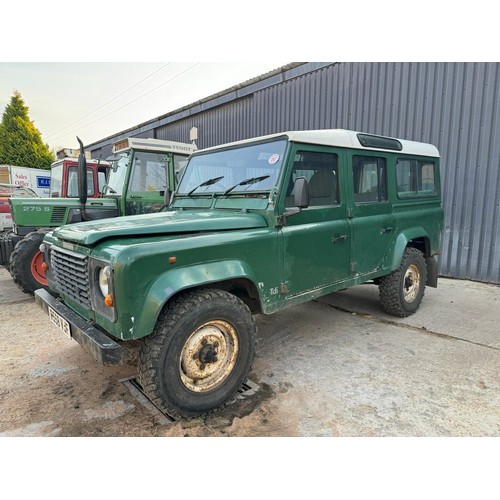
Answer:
98;266;111;296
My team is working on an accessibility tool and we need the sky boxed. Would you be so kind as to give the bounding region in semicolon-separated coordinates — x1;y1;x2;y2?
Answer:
1;1;494;157
0;62;290;152
0;0;494;158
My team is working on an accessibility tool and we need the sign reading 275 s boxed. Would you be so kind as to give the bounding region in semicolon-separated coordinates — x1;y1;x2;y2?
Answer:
22;205;51;212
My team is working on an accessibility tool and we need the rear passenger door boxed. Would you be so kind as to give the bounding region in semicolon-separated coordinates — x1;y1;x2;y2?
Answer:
348;152;396;276
280;145;351;296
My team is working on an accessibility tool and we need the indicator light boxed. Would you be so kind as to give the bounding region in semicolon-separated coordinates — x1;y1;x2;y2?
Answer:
169;256;176;264
104;294;114;307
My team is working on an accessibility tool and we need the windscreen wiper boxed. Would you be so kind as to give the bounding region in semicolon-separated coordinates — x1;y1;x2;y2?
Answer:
187;176;225;196
223;175;270;195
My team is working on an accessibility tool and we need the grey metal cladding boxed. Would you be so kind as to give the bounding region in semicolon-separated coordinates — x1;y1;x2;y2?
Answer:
89;62;500;284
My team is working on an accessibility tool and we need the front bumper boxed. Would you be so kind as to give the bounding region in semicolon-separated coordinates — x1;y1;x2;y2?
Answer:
35;288;124;365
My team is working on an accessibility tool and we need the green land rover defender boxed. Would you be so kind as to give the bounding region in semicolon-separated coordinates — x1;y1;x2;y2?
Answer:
35;129;444;418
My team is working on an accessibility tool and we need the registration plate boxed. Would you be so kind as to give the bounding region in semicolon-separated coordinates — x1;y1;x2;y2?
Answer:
48;307;71;337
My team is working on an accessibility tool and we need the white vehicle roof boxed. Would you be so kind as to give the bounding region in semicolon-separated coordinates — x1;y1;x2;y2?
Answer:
51;158;111;167
113;137;197;155
198;129;440;158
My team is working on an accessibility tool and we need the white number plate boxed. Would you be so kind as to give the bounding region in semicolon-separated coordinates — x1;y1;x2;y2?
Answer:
48;307;71;337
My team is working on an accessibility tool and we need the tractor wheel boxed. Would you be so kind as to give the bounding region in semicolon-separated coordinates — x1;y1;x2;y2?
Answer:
139;288;257;418
0;230;15;268
9;230;49;295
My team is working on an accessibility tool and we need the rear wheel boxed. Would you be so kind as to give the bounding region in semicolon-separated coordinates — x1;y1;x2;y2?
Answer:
139;288;257;418
9;230;49;295
378;247;427;317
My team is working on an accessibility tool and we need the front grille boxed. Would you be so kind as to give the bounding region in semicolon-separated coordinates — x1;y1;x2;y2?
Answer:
50;207;67;223
50;247;90;307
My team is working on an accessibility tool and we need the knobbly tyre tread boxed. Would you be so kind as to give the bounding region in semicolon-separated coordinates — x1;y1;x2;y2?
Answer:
9;229;49;295
0;230;15;268
378;246;427;318
138;288;257;419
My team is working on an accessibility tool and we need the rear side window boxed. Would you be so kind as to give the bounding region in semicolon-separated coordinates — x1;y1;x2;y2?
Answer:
396;159;437;198
352;155;387;203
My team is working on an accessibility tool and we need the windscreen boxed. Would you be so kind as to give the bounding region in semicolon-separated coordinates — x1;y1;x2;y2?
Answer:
177;139;287;195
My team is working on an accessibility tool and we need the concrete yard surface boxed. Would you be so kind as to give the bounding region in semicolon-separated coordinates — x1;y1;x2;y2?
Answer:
0;266;499;437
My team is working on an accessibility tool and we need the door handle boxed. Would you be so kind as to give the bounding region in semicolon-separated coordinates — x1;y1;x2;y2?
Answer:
332;234;349;243
380;227;393;234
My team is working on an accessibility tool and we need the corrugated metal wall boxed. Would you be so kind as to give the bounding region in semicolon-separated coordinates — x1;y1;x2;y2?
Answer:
90;62;500;283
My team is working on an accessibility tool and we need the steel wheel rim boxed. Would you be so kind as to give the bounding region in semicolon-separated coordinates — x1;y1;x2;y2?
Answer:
179;320;239;392
403;264;421;303
31;251;48;286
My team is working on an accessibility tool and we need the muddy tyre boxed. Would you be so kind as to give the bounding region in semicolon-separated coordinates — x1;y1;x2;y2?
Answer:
378;247;427;317
9;230;49;295
139;288;257;418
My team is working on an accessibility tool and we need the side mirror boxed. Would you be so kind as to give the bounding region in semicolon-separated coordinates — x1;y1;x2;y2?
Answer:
293;176;309;209
279;176;310;227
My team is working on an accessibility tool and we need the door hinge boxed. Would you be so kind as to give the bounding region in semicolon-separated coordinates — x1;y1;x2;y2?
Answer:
351;262;357;274
279;283;289;294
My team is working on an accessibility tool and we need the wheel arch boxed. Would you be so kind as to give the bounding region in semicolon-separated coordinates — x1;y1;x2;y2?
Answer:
390;230;440;288
131;260;263;339
391;229;431;270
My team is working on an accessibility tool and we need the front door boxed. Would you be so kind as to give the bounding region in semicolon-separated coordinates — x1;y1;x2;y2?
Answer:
125;150;175;215
280;145;351;299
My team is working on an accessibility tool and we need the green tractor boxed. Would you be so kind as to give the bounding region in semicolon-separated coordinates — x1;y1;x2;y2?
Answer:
3;137;196;294
0;156;109;267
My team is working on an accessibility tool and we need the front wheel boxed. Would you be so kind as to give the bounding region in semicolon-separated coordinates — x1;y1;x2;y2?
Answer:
9;230;49;295
378;247;427;317
138;288;257;418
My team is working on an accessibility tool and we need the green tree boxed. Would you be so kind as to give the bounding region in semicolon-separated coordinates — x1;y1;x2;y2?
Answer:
0;91;54;169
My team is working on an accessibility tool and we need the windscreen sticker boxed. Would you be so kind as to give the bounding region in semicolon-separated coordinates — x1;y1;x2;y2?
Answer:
268;154;280;165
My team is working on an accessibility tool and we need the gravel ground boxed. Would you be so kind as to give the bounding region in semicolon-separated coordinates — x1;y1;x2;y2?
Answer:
0;267;499;438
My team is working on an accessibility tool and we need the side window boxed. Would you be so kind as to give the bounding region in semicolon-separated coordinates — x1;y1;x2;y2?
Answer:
352;155;387;203
286;151;339;207
98;172;107;194
174;154;189;184
173;154;188;176
396;159;436;198
50;165;63;197
86;169;95;196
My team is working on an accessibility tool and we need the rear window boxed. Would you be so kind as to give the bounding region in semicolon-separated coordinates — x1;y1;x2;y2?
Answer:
396;159;437;198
